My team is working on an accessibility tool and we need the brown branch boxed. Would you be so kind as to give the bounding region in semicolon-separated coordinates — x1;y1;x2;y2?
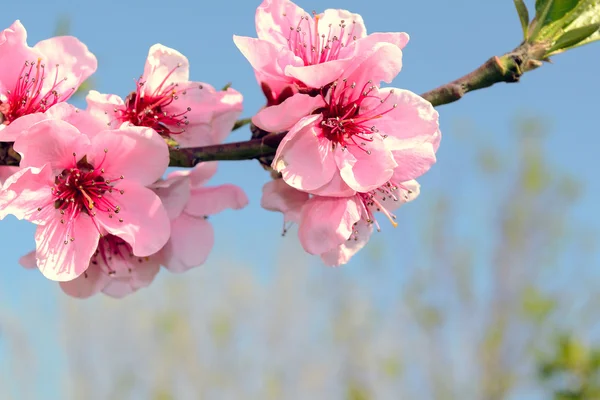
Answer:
0;43;551;168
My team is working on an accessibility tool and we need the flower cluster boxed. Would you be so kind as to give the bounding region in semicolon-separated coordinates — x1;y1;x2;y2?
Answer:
0;0;441;298
0;21;247;298
237;0;440;265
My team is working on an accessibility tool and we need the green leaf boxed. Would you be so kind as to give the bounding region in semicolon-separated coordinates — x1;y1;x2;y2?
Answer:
221;82;232;91
514;0;531;39
535;0;580;24
530;0;556;41
547;23;600;53
558;0;600;49
538;0;599;40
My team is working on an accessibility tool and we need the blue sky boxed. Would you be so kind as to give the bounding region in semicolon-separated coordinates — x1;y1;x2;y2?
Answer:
1;0;599;398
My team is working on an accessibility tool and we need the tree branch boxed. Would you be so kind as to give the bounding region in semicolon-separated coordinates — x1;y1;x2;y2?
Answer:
0;43;550;169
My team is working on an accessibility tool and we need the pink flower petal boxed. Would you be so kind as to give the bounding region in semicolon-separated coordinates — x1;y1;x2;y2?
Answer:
308;170;356;197
165;162;218;189
151;174;191;220
88;126;169;187
188;163;218;189
285;59;351;89
35;214;99;281
252;94;325;133
33;35;97;93
168;84;244;148
0;112;47;142
273;119;337;193
160;214;214;273
271;114;320;164
59;264;110;298
298;196;361;255
261;179;309;224
255;0;309;46
344;42;404;86
233;35;301;85
18;250;37;269
96;180;171;257
184;184;249;217
336;134;397;192
142;44;190;94
369;88;440;147
354;32;410;52
13;119;90;171
0;166;19;186
102;260;160;298
318;8;367;40
0;165;54;223
0;21;39;93
320;220;373;266
85;90;125;127
3;103;107;141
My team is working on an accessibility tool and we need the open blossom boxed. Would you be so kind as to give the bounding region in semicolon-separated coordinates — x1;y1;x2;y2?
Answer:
253;45;440;197
262;174;420;266
0;20;97;141
86;44;243;148
21;162;249;299
234;0;409;98
0;112;171;282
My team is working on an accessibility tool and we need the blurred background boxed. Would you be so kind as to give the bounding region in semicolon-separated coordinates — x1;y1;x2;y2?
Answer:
1;0;599;399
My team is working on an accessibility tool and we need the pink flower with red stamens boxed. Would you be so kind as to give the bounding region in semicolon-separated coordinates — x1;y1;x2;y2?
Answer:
0;117;171;282
19;161;248;298
253;45;440;197
0;20;97;141
262;175;420;266
19;235;161;299
87;44;243;148
233;0;409;96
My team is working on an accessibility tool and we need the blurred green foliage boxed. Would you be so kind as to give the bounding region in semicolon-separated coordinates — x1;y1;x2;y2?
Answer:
539;335;600;399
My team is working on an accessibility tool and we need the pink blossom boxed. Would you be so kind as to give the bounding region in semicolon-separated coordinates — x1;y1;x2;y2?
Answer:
262;175;420;266
87;44;243;148
0;118;171;282
233;0;409;96
23;162;248;298
253;46;440;197
0;20;97;141
151;162;249;273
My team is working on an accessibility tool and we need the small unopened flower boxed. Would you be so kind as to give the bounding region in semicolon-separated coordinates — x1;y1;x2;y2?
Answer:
0;113;171;281
234;0;409;96
0;20;97;141
87;44;243;148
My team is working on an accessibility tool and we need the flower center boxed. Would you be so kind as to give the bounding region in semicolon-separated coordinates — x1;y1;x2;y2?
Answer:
286;11;358;66
111;65;197;136
85;234;148;278
351;180;414;238
37;150;125;245
318;80;397;150
0;59;73;126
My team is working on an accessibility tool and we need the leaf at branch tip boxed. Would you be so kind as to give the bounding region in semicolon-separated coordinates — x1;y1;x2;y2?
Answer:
558;0;600;49
537;0;599;40
221;82;232;91
514;0;531;39
535;0;580;24
529;0;556;42
547;23;600;54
